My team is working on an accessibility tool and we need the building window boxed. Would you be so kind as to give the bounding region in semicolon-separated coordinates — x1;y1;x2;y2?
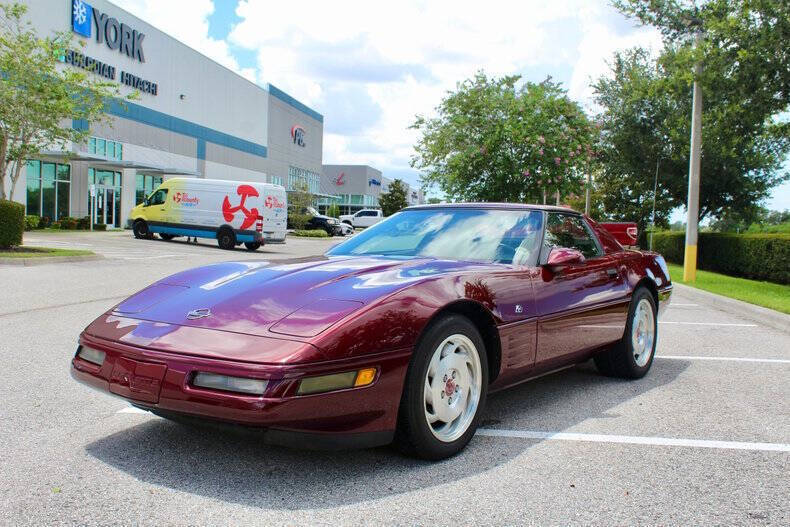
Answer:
287;166;320;194
270;175;283;186
25;160;70;220
88;136;123;161
350;194;363;205
135;174;163;205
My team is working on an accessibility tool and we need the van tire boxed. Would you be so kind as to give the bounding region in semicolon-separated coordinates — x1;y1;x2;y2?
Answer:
244;242;261;251
217;227;236;250
133;220;152;240
159;233;175;241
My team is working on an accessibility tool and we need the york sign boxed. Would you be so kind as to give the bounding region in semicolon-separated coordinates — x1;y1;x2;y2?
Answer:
72;0;146;63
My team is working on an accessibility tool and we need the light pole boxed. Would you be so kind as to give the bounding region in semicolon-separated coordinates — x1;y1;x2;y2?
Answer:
683;22;703;282
650;158;659;251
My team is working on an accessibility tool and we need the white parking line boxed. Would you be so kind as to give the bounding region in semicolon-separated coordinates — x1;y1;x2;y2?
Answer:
659;321;758;327
476;429;790;452
117;406;149;414
656;355;790;364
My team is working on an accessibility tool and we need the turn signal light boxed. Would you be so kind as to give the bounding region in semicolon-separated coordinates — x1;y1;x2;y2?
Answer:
354;368;377;387
297;368;378;395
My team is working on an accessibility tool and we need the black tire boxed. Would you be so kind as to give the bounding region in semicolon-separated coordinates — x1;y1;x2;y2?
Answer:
132;220;152;239
394;314;488;460
159;233;175;241
217;227;236;250
594;287;657;379
244;242;261;251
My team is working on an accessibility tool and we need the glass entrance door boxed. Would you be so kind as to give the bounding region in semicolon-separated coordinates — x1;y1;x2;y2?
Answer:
89;186;116;226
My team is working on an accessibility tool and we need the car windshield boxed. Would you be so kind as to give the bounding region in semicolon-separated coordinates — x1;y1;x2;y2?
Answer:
328;208;544;265
306;207;320;216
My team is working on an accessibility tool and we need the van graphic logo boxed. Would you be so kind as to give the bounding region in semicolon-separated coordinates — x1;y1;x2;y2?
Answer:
222;185;260;230
291;125;306;147
334;172;346;186
72;0;92;37
186;308;211;320
173;192;199;206
265;195;285;209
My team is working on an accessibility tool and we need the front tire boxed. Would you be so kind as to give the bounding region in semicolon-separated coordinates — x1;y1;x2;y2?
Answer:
394;315;488;460
217;227;236;250
132;220;152;239
594;287;657;379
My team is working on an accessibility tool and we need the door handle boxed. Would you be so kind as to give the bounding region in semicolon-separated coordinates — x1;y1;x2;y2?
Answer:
606;268;618;277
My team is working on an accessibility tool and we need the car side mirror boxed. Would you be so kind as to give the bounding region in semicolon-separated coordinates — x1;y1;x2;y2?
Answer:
545;247;585;270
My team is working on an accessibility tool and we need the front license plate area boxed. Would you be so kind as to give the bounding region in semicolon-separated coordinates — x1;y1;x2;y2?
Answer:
109;357;167;403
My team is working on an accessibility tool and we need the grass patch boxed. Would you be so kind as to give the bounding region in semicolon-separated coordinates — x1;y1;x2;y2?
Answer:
290;229;329;238
0;246;95;258
667;263;790;314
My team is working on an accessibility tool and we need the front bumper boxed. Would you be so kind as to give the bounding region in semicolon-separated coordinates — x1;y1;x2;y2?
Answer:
71;333;410;449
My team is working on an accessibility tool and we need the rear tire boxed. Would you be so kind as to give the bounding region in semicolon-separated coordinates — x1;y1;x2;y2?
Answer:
594;287;657;379
244;242;261;251
132;220;152;239
217;227;236;250
394;315;488;460
159;233;175;241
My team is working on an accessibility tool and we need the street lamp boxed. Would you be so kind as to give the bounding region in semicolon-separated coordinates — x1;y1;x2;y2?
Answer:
683;16;703;282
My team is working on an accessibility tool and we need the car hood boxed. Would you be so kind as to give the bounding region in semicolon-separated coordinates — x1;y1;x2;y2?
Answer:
104;256;492;339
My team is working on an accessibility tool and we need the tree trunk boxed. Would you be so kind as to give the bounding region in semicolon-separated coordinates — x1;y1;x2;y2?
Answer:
9;156;24;202
0;135;7;200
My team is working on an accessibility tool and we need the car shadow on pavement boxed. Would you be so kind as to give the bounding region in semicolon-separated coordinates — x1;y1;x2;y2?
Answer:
84;358;689;510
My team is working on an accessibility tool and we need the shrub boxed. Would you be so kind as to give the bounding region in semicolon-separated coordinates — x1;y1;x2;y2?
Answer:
77;216;90;230
327;203;340;218
291;229;329;238
60;217;78;230
50;221;61;229
39;216;52;228
650;231;685;263
24;215;41;231
0;199;25;248
651;230;790;284
94;223;107;231
289;213;311;230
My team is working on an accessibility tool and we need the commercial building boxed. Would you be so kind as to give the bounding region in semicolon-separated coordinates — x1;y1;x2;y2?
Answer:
7;0;324;227
319;165;424;215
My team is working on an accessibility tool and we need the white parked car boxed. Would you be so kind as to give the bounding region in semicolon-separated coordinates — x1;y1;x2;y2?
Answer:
339;209;383;228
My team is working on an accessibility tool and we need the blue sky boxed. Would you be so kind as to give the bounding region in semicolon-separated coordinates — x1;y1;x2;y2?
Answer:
121;0;789;212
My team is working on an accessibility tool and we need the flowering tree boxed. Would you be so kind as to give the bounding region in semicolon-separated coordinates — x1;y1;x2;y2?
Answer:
411;72;599;204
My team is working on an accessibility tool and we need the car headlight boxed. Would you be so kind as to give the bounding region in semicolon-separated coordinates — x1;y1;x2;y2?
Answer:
192;372;268;395
328;219;337;224
77;346;105;366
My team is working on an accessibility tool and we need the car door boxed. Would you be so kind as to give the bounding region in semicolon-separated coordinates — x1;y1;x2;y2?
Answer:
533;212;628;366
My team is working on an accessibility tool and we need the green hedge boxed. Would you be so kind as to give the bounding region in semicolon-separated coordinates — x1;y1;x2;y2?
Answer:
0;199;25;249
291;229;329;238
652;231;790;284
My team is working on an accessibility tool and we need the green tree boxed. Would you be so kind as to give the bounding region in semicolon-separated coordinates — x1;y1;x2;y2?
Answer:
594;0;790;229
326;203;340;218
427;197;442;204
379;179;408;216
411;72;598;204
0;2;127;200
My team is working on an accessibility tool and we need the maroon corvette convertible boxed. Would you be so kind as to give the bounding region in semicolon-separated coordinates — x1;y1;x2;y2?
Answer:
72;204;672;459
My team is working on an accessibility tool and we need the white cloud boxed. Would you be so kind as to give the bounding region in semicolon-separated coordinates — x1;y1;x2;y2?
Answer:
116;0;256;82
115;0;661;188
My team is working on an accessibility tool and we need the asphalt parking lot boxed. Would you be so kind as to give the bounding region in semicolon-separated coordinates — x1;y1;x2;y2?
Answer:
1;231;788;525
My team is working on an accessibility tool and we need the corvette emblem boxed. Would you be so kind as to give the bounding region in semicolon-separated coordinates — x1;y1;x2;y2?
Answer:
186;308;212;320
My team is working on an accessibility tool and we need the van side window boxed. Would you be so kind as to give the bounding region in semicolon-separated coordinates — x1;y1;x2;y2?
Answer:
148;189;167;206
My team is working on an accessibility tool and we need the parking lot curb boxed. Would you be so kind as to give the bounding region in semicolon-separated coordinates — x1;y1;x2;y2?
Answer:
673;282;790;334
0;254;104;266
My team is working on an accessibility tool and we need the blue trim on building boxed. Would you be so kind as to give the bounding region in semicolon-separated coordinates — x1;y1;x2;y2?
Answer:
267;84;324;123
104;99;268;158
196;139;206;160
72;119;89;131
